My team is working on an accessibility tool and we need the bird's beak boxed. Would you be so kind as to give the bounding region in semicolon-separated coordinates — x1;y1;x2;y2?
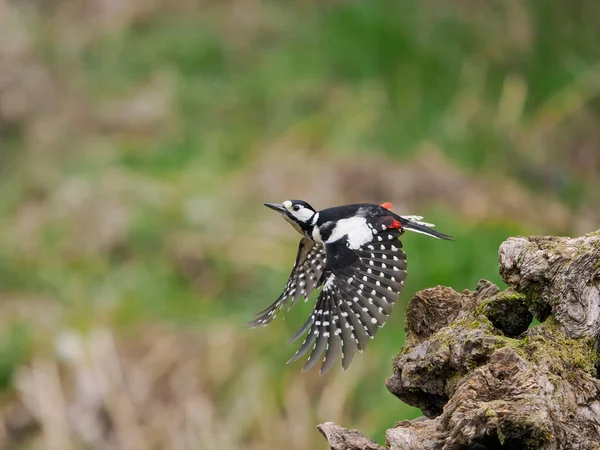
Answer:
264;202;286;213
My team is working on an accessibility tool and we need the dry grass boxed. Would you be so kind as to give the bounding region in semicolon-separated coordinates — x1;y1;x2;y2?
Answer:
3;325;372;450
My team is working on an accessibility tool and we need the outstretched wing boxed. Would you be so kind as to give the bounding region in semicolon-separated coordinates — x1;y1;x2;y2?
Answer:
249;236;326;327
287;228;407;374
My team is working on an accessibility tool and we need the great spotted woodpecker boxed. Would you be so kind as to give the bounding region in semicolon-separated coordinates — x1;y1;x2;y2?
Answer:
250;200;453;374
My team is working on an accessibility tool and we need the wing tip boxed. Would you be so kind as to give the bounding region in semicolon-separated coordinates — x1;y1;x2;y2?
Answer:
287;352;302;365
319;364;332;376
301;356;318;373
246;317;268;328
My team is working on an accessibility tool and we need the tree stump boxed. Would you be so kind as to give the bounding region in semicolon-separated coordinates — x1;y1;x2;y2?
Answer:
319;231;600;450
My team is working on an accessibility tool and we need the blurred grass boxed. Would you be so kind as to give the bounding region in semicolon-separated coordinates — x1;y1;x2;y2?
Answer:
1;0;600;448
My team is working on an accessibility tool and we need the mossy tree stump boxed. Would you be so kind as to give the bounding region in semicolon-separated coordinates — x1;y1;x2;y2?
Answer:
319;231;600;450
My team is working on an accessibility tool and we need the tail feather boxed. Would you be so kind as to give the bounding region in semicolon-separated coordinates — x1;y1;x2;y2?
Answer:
398;216;454;241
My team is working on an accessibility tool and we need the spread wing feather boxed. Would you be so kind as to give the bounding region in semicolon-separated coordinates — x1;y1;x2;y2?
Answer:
287;228;408;374
249;237;326;327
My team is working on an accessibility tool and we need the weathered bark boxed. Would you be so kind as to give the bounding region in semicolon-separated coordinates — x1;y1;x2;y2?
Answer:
319;231;600;450
317;423;386;450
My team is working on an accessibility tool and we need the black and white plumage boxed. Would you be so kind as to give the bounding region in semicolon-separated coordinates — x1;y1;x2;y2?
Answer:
249;200;453;374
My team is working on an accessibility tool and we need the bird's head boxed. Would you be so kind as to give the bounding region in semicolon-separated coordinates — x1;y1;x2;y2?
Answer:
264;200;317;235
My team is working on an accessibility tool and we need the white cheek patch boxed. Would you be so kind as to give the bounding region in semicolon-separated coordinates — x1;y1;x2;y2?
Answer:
295;208;314;222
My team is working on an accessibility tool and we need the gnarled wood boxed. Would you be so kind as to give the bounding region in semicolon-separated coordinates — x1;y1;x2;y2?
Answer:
317;423;385;450
319;230;600;450
499;233;600;337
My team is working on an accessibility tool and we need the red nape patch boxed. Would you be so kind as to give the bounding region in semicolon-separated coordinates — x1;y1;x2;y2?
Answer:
389;219;403;229
380;202;393;210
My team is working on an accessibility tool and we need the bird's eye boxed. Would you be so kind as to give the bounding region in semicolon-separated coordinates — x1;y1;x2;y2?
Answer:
292;205;301;211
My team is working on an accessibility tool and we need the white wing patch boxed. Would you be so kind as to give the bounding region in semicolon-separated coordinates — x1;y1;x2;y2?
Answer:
325;216;373;249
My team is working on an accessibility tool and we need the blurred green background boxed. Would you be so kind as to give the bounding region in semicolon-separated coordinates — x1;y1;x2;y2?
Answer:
1;0;599;448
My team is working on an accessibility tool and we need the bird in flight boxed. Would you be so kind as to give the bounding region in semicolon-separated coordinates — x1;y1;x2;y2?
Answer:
250;200;453;374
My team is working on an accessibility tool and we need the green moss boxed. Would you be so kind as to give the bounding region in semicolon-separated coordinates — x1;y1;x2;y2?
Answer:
484;406;498;418
523;424;553;449
521;285;552;323
404;297;598;381
526;320;599;376
452;315;495;331
427;316;529;371
475;299;492;316
483;292;526;315
499;292;527;302
430;316;490;356
445;371;465;395
497;429;506;445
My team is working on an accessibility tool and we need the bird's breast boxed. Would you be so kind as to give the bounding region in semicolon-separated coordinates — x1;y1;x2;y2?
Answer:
311;226;324;245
